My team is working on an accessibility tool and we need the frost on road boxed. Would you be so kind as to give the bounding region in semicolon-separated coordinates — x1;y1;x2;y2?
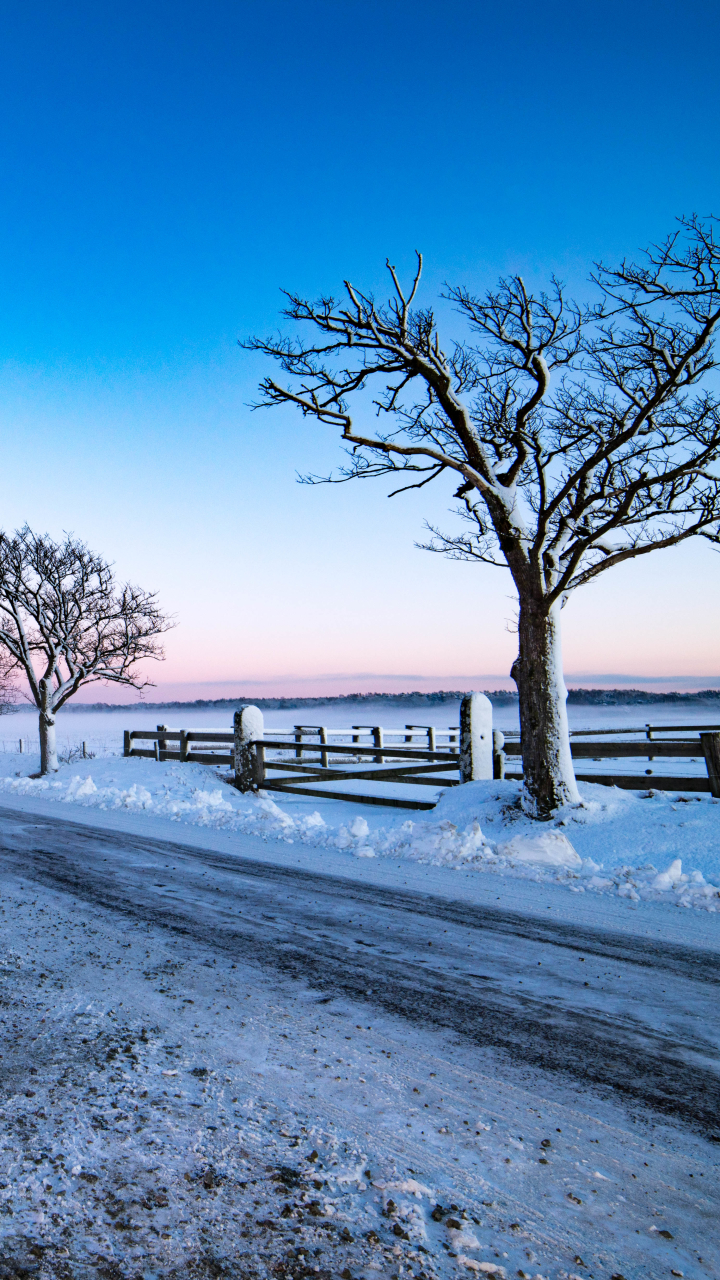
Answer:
0;808;717;1280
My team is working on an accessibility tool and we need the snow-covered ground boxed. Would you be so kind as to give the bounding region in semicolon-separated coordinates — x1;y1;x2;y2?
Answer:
2;704;718;1275
0;744;719;915
0;807;717;1280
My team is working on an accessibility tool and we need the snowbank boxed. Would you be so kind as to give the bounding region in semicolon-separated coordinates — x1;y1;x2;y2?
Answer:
0;754;719;913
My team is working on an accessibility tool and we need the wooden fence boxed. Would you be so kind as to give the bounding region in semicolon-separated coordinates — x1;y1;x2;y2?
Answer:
123;709;720;807
255;738;460;810
123;727;234;766
124;722;462;810
496;723;720;794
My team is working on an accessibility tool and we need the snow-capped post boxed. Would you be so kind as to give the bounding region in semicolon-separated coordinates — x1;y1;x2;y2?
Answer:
459;692;493;783
234;705;265;792
701;732;720;798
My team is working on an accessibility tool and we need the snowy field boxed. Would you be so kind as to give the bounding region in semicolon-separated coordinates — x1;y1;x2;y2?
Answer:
2;699;720;762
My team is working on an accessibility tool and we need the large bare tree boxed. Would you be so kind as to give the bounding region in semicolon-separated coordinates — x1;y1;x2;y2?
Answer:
245;216;720;818
0;527;172;773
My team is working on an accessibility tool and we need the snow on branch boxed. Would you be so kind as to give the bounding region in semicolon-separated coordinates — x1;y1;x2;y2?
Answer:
242;218;720;607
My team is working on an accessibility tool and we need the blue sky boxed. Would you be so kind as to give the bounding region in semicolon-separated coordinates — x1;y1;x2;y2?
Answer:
1;0;719;698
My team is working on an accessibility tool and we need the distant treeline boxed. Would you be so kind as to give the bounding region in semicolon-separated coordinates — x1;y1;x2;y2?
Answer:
63;690;511;711
59;686;720;712
566;688;720;705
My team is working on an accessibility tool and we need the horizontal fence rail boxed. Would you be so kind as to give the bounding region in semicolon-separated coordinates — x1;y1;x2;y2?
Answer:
494;725;719;794
503;739;704;759
501;722;720;739
124;728;234;766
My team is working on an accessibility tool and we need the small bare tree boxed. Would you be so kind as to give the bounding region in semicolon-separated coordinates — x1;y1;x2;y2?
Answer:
245;216;720;817
0;527;172;774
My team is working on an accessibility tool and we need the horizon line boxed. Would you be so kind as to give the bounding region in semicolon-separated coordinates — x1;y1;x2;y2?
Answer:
152;673;720;687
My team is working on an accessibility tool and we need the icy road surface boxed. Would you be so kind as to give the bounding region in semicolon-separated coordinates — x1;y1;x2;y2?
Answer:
0;807;717;1280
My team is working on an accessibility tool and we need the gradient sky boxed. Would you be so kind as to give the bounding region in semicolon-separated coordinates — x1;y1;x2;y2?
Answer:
1;0;719;700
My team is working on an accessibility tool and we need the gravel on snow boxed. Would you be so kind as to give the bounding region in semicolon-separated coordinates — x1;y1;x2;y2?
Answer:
0;860;717;1280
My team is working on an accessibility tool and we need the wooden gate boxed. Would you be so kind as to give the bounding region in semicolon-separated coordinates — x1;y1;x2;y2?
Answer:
256;729;460;810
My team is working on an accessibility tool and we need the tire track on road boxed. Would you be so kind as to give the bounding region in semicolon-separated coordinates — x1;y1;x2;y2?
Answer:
1;806;718;1134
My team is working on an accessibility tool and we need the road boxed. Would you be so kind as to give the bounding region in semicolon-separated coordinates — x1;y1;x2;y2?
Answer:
1;803;718;1135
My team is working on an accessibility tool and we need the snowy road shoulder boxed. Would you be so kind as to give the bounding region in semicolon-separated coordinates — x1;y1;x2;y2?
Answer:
0;751;719;916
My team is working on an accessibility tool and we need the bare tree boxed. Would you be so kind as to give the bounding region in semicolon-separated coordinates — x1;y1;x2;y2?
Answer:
0;527;172;774
244;216;720;817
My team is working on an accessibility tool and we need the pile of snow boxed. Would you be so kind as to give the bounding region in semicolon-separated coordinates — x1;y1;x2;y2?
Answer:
0;755;719;912
495;829;581;868
329;785;720;911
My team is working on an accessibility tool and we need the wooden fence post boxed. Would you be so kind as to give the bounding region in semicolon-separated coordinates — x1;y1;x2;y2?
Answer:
180;731;189;763
157;723;168;762
459;693;493;783
234;705;265;792
254;741;266;789
123;730;131;758
352;724;383;760
493;729;506;780
701;732;720;798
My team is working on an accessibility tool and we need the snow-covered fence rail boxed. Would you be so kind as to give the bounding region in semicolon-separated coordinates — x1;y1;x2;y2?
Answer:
123;727;234;765
286;723;459;765
496;725;720;795
575;722;720;739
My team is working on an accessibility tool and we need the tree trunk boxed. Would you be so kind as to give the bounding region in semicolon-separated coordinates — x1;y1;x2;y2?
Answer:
511;597;580;818
39;711;58;774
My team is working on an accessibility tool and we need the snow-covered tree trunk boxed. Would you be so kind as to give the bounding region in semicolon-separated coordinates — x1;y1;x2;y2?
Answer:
511;598;580;818
38;679;58;774
39;713;58;774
